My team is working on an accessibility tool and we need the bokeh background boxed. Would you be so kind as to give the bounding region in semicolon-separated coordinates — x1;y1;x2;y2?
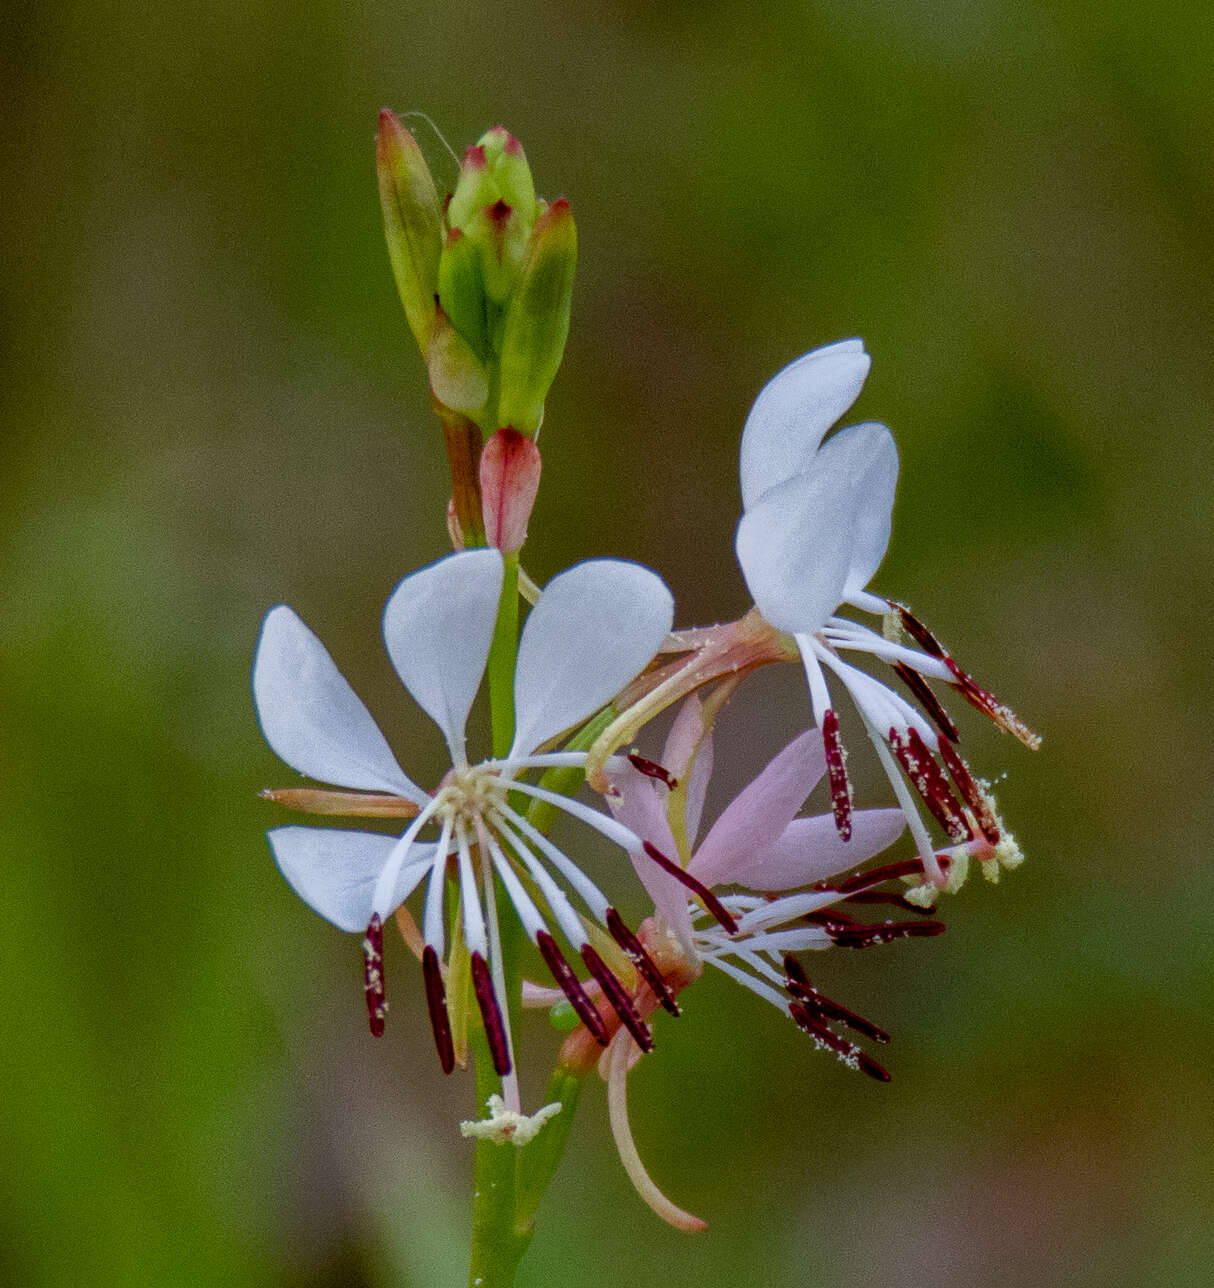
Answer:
4;2;1212;1285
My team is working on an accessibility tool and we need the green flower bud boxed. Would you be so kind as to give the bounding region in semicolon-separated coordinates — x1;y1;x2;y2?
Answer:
496;199;577;434
427;307;489;418
437;228;490;360
376;110;442;354
447;144;498;233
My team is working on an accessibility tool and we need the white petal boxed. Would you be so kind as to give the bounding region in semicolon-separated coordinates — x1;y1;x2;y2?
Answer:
510;560;673;757
816;422;898;595
735;420;898;634
268;826;434;932
739;808;906;892
253;606;424;799
735;468;855;636
382;548;503;765
739;340;870;509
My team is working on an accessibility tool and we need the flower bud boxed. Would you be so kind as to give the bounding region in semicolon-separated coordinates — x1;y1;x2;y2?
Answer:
427;307;489;417
438;228;490;360
496;199;577;434
480;428;541;553
376;110;442;354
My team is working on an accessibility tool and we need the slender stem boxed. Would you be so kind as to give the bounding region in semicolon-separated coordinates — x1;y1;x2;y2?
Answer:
468;1029;529;1288
487;552;520;759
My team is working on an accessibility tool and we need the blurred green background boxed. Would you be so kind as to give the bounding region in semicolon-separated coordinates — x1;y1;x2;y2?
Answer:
4;1;1212;1284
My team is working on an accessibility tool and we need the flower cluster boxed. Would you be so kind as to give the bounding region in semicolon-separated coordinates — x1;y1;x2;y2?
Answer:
252;115;1039;1247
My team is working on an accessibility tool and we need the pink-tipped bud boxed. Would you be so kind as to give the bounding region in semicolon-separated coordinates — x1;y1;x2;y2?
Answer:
479;428;541;553
376;110;442;355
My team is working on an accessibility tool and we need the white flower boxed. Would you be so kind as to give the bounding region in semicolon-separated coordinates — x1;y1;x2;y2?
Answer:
252;547;674;1092
735;340;1038;887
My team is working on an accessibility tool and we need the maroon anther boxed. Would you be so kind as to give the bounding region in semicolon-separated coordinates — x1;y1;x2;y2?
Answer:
783;956;890;1044
892;662;959;743
581;945;654;1053
422;945;455;1075
536;931;608;1044
825;854;951;896
362;914;387;1037
470;952;512;1076
606;908;680;1016
788;1001;892;1082
627;752;678;791
804;908;861;932
889;728;971;842
944;657;1040;749
894;602;946;658
828;919;946;949
642;841;738;934
821;709;853;840
938;740;1001;843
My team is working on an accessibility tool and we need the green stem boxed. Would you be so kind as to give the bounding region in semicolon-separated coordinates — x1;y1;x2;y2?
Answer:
468;1032;529;1288
487;552;520;758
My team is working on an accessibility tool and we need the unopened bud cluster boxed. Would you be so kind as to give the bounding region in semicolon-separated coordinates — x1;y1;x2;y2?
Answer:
378;112;576;436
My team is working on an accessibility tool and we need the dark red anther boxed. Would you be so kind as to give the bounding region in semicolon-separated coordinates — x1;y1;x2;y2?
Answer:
788;1001;892;1082
944;658;1041;750
889;727;971;842
825;857;939;895
580;945;654;1053
470;952;512;1076
627;752;678;791
892;662;959;743
536;931;608;1044
822;709;853;840
642;842;738;934
938;739;1001;844
782;956;890;1043
606;908;680;1016
362;914;387;1037
804;908;861;932
421;945;455;1075
828;919;946;949
893;602;946;658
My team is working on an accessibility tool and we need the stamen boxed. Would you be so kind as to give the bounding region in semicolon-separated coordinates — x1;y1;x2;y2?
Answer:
822;709;853;840
470;952;512;1075
828;919;946;948
893;602;946;658
889;728;971;842
890;662;959;743
938;740;1001;843
581;945;654;1053
606;908;680;1016
789;1001;891;1082
627;752;678;790
824;855;951;895
782;956;890;1043
536;931;608;1045
362;914;387;1037
422;945;455;1074
944;658;1042;749
642;842;738;934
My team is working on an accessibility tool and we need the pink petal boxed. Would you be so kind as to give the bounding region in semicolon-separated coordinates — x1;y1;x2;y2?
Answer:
607;767;691;942
740;808;906;892
660;695;715;846
688;730;826;887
